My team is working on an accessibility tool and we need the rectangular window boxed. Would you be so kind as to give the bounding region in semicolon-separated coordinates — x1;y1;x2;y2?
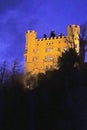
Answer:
32;57;38;62
44;55;54;62
36;49;39;53
37;44;39;46
58;48;61;51
45;48;53;52
75;44;77;48
46;42;53;45
33;49;39;53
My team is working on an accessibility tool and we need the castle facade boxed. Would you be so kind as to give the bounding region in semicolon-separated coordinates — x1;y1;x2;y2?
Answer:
24;25;80;75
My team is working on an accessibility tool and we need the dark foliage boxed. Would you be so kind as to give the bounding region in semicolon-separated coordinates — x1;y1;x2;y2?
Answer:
1;50;87;130
58;48;80;71
79;23;87;63
0;86;29;130
35;67;87;130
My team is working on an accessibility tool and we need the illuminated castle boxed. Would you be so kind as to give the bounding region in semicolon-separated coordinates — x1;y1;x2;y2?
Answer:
24;25;80;75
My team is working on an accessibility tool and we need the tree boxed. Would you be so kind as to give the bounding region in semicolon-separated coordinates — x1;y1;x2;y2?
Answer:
0;61;7;85
58;48;80;71
79;23;87;64
10;60;23;85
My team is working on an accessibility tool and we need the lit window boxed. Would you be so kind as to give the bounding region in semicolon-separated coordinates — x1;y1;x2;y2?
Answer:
64;48;67;51
44;55;54;62
45;48;53;52
33;49;39;53
36;49;39;53
46;42;53;45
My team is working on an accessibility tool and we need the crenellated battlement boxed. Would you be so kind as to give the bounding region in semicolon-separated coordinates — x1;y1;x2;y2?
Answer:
36;35;65;42
26;30;36;33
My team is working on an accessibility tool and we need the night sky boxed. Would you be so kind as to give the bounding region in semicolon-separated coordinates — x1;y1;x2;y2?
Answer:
0;0;87;68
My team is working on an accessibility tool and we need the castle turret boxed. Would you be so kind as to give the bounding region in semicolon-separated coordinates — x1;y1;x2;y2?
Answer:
67;25;80;53
24;30;37;74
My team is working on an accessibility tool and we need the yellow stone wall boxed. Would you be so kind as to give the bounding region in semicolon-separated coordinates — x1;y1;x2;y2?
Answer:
24;25;80;75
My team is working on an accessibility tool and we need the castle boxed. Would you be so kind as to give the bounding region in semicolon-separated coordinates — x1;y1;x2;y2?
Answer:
24;25;80;76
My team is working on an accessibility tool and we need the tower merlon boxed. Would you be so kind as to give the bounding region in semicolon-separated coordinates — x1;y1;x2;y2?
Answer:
26;30;37;34
68;24;80;27
26;30;30;33
32;30;37;34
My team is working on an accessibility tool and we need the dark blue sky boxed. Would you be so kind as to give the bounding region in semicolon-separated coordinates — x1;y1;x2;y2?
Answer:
0;0;87;67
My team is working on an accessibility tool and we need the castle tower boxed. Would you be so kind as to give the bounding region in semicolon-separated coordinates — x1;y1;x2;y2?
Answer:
67;25;80;53
24;30;37;75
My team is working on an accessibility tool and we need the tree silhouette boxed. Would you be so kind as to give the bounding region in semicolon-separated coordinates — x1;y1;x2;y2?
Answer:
0;61;8;86
79;23;87;64
58;48;80;71
11;60;21;84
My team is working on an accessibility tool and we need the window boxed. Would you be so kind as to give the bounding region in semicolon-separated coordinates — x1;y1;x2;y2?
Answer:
32;57;38;62
45;48;53;52
64;48;67;51
36;49;39;53
44;55;54;62
75;44;77;48
33;49;39;53
46;42;53;45
58;48;61;51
